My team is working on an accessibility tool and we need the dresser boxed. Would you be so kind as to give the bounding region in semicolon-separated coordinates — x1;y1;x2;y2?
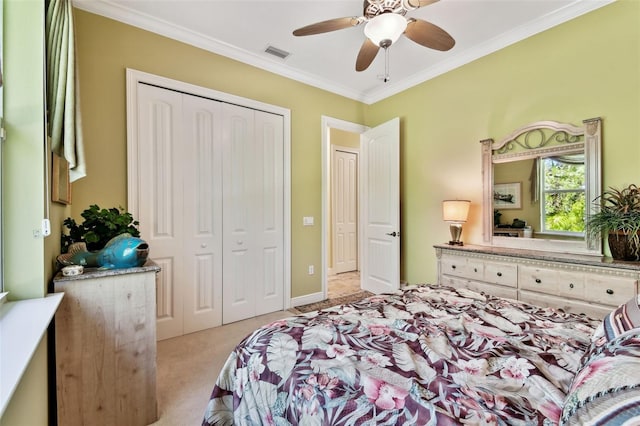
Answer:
435;244;640;319
53;262;160;426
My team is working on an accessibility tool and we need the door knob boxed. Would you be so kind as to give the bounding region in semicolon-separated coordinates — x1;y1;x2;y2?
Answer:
386;231;399;237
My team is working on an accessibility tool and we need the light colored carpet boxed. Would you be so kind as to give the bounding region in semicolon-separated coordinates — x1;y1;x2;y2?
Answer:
150;310;292;425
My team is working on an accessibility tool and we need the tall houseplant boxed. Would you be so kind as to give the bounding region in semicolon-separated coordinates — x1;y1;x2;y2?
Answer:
586;184;640;261
61;205;140;253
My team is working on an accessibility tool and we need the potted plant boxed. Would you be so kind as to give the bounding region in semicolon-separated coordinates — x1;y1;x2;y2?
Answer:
61;204;141;253
586;184;640;261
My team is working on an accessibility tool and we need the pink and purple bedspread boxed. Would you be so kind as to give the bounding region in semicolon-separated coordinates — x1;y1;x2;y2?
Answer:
202;284;599;425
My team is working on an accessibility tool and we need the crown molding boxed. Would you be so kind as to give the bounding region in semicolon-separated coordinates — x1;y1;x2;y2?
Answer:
72;0;368;102
73;0;614;105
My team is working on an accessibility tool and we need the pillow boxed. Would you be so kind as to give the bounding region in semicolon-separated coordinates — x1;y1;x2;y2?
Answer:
602;295;640;341
560;330;640;425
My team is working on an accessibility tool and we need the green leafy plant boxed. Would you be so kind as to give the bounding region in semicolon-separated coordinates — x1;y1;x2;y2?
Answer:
61;205;140;253
586;184;640;260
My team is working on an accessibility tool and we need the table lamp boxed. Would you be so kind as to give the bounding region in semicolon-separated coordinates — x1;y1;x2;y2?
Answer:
442;200;471;246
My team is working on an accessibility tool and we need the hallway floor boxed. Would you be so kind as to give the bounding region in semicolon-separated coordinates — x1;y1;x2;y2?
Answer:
327;270;360;299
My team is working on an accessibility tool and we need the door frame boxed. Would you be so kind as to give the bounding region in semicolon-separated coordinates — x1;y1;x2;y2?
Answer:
321;116;368;300
126;68;292;310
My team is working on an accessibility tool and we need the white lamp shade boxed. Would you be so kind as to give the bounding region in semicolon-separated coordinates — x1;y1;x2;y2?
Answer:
442;200;471;223
364;13;407;46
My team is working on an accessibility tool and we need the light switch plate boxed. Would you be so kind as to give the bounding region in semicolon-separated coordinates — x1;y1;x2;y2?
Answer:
303;216;314;226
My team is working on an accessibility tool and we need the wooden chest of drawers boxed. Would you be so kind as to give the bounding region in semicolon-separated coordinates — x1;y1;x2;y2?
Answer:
436;244;640;318
53;264;160;426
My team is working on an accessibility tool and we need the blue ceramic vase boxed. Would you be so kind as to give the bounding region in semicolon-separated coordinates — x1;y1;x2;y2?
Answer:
57;233;149;269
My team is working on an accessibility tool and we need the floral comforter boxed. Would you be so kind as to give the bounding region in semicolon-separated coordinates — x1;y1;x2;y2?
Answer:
202;284;599;425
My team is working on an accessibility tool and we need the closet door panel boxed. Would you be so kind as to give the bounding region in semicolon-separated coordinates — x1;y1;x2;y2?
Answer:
182;96;223;333
222;104;257;323
137;84;185;340
135;81;285;332
255;112;284;315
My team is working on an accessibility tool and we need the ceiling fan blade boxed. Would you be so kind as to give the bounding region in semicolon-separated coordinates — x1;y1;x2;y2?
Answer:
355;38;380;72
404;0;440;9
293;17;361;36
404;18;455;51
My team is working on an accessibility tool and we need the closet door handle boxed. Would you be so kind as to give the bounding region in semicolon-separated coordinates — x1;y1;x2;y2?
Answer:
386;231;399;237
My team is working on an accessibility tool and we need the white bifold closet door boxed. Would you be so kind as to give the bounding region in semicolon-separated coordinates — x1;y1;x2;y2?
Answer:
136;84;284;340
221;104;285;324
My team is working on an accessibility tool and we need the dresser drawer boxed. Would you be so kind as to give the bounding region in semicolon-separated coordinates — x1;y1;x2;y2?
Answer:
518;265;586;299
440;275;517;301
519;290;611;319
483;262;517;288
440;256;484;281
584;274;637;306
467;281;518;301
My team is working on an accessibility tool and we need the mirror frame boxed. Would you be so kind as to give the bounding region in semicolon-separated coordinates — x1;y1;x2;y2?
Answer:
480;117;602;256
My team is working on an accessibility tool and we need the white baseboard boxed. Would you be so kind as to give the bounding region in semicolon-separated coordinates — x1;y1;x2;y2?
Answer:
291;291;324;307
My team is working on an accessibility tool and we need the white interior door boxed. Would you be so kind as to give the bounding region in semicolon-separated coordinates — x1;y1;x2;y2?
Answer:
361;118;400;294
221;104;255;323
181;95;223;334
137;84;186;340
221;105;284;324
128;70;290;338
253;111;285;317
332;148;358;274
137;85;225;340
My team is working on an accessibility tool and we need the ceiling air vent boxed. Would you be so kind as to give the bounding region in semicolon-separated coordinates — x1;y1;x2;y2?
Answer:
265;45;290;60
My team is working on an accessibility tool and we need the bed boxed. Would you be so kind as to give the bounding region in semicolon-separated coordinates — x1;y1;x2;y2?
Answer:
202;284;640;425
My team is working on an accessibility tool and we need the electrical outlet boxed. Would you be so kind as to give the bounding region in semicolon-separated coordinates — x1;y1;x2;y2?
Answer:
308;265;314;275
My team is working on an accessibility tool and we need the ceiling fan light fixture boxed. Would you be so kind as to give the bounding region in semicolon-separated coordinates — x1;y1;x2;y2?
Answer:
364;13;407;47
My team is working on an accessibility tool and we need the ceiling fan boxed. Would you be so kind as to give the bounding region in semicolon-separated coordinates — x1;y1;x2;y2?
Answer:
292;0;455;79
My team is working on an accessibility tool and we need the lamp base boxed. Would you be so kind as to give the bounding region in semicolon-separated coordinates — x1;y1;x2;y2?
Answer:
448;223;465;246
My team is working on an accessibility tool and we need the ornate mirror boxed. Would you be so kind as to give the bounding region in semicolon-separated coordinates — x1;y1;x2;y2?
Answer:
480;118;602;256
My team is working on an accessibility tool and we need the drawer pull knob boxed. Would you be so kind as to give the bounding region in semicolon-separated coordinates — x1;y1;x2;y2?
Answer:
474;268;478;273
451;265;456;269
497;272;502;277
535;278;541;284
569;283;574;289
606;289;614;295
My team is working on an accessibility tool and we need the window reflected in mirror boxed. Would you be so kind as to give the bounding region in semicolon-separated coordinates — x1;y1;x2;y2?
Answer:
541;154;585;235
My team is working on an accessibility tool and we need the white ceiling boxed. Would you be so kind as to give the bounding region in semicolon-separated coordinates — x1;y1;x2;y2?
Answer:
73;0;614;104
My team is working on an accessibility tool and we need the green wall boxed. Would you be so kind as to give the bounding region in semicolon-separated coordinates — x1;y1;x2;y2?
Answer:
3;0;46;300
367;0;639;284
